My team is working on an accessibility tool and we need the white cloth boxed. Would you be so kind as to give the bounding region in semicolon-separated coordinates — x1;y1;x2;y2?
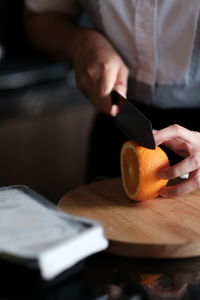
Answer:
25;0;200;108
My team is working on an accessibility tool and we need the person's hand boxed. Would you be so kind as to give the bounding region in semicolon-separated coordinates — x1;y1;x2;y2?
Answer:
154;125;200;197
72;30;129;116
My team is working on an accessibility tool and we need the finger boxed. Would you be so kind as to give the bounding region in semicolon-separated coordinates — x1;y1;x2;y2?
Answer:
94;88;117;115
76;72;90;96
114;70;129;113
160;154;200;180
110;104;120;116
93;64;128;115
88;84;115;115
158;139;189;157
92;65;118;114
98;65;119;97
95;69;125;115
154;125;195;146
78;67;109;112
159;169;200;197
93;94;113;114
76;67;114;114
96;77;112;113
114;66;129;98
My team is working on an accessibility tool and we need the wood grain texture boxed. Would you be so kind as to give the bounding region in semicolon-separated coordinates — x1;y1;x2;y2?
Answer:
58;178;200;258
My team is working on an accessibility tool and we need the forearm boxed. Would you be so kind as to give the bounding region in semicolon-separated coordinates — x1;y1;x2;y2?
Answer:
24;10;94;62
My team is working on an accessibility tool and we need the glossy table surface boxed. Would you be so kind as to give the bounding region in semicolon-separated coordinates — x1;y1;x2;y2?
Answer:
1;252;200;300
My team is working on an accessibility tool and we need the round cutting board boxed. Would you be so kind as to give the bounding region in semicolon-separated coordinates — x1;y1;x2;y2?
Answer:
58;178;200;258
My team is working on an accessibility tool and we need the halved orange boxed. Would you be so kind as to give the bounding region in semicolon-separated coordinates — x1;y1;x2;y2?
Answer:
120;141;170;201
139;273;161;285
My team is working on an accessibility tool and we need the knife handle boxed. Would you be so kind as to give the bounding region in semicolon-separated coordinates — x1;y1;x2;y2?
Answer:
111;90;120;105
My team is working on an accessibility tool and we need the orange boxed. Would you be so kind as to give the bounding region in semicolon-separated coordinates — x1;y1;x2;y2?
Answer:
139;274;161;285
120;141;170;201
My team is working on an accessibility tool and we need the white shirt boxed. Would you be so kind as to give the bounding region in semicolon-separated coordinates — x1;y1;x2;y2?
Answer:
25;0;200;108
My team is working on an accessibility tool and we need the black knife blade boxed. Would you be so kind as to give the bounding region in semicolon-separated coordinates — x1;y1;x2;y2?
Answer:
111;90;156;149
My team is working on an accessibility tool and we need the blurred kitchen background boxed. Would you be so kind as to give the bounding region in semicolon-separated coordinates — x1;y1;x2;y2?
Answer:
0;0;95;203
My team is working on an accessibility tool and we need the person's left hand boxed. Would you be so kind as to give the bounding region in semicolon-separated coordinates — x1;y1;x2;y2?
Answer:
153;124;200;197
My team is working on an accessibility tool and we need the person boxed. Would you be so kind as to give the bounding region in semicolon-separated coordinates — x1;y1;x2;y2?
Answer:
23;0;200;198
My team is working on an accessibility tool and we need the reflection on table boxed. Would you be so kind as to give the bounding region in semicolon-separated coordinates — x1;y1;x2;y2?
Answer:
1;253;200;300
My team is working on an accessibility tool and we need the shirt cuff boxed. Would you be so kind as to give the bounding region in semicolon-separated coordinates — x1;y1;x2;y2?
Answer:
24;0;81;17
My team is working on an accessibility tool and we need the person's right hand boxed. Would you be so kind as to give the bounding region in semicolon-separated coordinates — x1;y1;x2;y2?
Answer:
72;30;129;116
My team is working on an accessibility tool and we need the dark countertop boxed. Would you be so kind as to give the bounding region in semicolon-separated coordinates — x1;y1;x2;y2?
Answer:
1;252;200;300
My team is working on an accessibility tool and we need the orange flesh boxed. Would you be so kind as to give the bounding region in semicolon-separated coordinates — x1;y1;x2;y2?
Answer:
122;147;139;195
120;141;170;201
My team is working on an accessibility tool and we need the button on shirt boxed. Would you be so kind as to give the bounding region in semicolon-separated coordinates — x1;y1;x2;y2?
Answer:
25;0;200;108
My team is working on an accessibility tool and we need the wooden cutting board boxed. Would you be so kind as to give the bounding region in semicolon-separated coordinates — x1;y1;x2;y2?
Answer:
58;178;200;259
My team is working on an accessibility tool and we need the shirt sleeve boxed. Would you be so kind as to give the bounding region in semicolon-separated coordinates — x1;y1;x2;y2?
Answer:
24;0;81;17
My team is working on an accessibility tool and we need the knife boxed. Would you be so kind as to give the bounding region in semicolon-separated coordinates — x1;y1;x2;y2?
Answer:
111;90;156;149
